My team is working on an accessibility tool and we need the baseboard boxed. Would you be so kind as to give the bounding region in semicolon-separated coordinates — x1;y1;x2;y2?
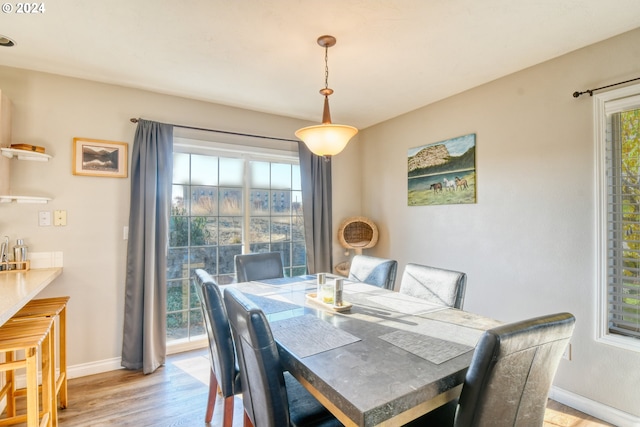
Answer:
550;386;640;427
66;341;208;379
67;356;124;379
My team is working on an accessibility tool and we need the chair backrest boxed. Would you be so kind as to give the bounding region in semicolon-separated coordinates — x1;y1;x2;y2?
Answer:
193;269;239;398
399;263;467;309
348;255;398;290
235;252;285;282
455;312;576;427
223;287;291;427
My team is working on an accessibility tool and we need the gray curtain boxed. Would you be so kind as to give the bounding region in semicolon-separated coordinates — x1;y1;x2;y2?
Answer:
298;142;333;273
121;119;173;374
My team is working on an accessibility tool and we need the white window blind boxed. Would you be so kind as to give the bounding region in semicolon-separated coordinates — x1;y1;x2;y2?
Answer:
597;84;640;348
607;109;640;339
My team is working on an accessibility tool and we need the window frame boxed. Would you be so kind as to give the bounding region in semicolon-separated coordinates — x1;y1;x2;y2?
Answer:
595;82;640;352
167;136;304;352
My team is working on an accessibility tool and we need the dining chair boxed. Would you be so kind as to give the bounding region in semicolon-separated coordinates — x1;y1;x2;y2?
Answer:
399;263;467;309
223;287;343;427
193;269;241;427
406;312;576;427
235;251;285;282
347;255;398;290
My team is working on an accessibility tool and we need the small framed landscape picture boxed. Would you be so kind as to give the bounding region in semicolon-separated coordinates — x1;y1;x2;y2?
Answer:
72;138;128;178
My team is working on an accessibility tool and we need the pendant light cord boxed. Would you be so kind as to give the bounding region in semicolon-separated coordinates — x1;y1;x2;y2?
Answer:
324;44;330;90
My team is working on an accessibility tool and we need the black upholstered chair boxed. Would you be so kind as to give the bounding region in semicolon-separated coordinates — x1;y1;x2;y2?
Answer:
235;251;285;283
407;312;576;427
399;263;467;309
223;287;343;427
193;269;241;427
348;255;398;290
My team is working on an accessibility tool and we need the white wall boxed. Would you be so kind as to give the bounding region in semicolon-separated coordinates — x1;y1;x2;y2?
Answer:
330;135;362;266
357;28;640;418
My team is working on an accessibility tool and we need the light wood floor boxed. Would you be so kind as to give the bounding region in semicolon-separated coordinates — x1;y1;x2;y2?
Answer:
6;348;614;426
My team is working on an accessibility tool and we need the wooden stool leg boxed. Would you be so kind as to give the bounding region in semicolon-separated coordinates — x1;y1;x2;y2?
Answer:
25;346;39;427
58;304;67;409
44;322;57;427
4;351;16;417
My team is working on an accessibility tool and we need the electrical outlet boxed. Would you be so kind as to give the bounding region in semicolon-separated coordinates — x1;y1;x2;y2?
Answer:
562;343;572;361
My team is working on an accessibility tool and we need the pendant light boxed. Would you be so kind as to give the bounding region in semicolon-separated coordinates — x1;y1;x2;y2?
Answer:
295;35;358;159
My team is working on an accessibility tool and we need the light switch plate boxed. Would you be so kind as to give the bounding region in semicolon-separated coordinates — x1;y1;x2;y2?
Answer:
39;211;51;226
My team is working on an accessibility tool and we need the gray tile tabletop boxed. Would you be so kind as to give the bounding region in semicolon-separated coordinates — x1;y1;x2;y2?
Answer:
229;275;500;427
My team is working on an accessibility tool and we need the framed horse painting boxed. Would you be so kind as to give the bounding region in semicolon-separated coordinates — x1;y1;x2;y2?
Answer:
407;133;476;206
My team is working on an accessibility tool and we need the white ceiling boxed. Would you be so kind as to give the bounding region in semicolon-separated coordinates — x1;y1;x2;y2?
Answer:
1;1;639;129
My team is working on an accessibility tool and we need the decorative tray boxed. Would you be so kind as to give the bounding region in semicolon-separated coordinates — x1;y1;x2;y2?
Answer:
1;147;52;161
305;293;352;312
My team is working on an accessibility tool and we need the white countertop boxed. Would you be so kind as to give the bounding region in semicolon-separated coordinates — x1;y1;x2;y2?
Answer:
0;267;63;326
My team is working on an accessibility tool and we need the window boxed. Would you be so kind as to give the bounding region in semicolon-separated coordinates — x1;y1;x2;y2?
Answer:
166;140;306;345
596;83;640;350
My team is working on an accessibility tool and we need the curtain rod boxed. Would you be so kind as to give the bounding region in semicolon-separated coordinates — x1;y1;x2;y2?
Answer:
129;118;299;143
573;76;640;98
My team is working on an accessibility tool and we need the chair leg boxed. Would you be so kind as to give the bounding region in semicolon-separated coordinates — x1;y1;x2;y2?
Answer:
222;395;234;427
205;368;218;423
243;411;254;427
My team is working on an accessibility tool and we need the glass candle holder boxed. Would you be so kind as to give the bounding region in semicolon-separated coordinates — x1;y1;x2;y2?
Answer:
321;282;334;304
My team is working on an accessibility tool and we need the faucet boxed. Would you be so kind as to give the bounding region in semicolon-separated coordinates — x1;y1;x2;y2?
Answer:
0;236;8;271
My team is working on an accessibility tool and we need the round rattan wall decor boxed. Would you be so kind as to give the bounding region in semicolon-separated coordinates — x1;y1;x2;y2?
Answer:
337;216;379;251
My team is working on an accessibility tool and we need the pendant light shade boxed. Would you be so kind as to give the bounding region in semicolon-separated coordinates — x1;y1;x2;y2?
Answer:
295;123;358;157
295;35;358;159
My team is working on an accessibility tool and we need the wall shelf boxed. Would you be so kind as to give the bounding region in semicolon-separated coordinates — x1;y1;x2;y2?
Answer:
1;147;51;161
0;91;53;204
0;148;54;203
0;195;52;204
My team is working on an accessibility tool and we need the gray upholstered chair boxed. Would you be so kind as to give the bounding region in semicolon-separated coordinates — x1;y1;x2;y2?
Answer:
223;287;343;427
406;312;576;427
348;255;398;290
193;269;241;426
399;263;467;309
235;251;285;283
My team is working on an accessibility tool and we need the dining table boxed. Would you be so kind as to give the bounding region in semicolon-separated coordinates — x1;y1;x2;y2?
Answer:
227;274;501;427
